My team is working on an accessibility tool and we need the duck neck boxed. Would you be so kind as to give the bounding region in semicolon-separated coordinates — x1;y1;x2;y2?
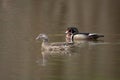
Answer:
41;39;48;49
43;38;48;43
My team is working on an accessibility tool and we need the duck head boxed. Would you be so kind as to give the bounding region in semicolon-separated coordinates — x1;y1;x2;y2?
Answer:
65;27;79;43
36;34;48;41
65;27;79;34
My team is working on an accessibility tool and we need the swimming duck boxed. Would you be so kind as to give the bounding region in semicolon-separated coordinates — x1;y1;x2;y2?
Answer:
65;27;104;42
36;34;74;51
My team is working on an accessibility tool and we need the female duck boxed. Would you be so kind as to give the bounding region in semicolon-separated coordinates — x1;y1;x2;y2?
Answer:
65;27;104;42
36;34;73;51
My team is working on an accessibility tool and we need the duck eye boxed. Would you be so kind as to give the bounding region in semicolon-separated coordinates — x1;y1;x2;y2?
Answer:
73;29;76;32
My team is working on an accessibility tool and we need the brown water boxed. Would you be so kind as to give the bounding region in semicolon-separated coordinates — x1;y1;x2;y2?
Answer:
0;0;120;80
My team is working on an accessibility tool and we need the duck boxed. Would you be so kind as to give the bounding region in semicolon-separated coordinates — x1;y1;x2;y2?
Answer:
36;34;74;51
65;27;104;42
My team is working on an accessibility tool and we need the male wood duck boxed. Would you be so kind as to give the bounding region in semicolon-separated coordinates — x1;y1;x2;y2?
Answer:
65;27;104;42
36;34;74;51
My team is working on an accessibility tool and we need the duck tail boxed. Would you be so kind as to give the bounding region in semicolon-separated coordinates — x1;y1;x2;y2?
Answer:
88;34;104;40
89;33;104;37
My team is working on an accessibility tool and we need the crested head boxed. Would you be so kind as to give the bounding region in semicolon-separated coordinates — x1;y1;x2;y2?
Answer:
36;34;48;41
65;27;79;34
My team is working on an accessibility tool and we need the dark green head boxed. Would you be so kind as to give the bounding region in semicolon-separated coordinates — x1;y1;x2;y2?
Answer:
65;27;79;34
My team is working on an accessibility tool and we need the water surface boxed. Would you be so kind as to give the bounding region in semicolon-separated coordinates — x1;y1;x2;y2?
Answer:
0;0;120;80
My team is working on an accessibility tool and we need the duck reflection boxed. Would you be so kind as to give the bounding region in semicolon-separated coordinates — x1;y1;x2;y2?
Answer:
70;39;105;48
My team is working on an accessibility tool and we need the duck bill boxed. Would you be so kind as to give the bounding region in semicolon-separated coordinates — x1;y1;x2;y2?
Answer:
36;36;40;40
